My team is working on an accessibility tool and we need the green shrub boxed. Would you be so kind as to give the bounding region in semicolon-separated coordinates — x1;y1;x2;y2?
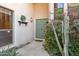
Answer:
55;8;64;20
44;23;62;56
0;48;18;56
68;20;79;56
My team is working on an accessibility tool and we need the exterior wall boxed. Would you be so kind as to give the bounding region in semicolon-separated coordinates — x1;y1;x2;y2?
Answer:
33;3;49;19
68;3;79;7
0;3;34;47
68;3;79;18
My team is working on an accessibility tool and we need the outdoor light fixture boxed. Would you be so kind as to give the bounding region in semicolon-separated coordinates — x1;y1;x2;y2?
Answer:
30;17;33;22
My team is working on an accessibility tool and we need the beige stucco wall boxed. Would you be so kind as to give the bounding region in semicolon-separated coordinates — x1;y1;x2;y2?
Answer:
33;3;49;19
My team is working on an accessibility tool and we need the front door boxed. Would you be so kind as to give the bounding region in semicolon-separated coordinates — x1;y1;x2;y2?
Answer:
36;18;48;39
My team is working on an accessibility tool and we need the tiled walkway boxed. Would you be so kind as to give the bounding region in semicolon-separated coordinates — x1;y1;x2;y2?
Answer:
17;40;49;56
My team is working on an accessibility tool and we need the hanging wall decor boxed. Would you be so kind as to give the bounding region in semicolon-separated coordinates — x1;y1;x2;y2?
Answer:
18;15;28;26
20;15;26;22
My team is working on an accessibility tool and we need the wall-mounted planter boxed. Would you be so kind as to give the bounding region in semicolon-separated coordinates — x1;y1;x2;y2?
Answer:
20;15;26;22
18;21;28;26
18;15;28;26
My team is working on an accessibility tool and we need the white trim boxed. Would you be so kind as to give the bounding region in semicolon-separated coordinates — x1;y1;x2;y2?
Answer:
34;19;36;39
12;11;16;47
34;38;44;40
0;29;12;31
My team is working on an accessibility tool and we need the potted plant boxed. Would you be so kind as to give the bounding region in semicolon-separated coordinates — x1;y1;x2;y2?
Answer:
20;15;26;22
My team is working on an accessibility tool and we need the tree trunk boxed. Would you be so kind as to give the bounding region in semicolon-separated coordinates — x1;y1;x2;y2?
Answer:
63;4;69;56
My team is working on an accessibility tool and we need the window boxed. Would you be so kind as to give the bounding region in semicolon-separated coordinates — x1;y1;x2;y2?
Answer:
0;6;13;29
54;3;64;20
68;3;79;19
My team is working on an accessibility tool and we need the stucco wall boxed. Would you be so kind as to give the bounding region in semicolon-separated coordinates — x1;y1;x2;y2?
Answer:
33;3;49;19
0;3;34;47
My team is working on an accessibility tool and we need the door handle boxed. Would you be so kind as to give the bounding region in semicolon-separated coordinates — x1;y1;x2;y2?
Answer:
7;30;10;33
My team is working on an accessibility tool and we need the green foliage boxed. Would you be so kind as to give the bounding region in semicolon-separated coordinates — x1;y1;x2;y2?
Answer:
55;8;64;20
44;22;62;56
68;36;79;56
57;8;63;14
68;20;79;56
20;15;26;22
0;48;18;56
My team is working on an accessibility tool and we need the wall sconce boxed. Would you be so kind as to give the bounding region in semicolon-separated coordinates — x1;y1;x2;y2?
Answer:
30;17;33;22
